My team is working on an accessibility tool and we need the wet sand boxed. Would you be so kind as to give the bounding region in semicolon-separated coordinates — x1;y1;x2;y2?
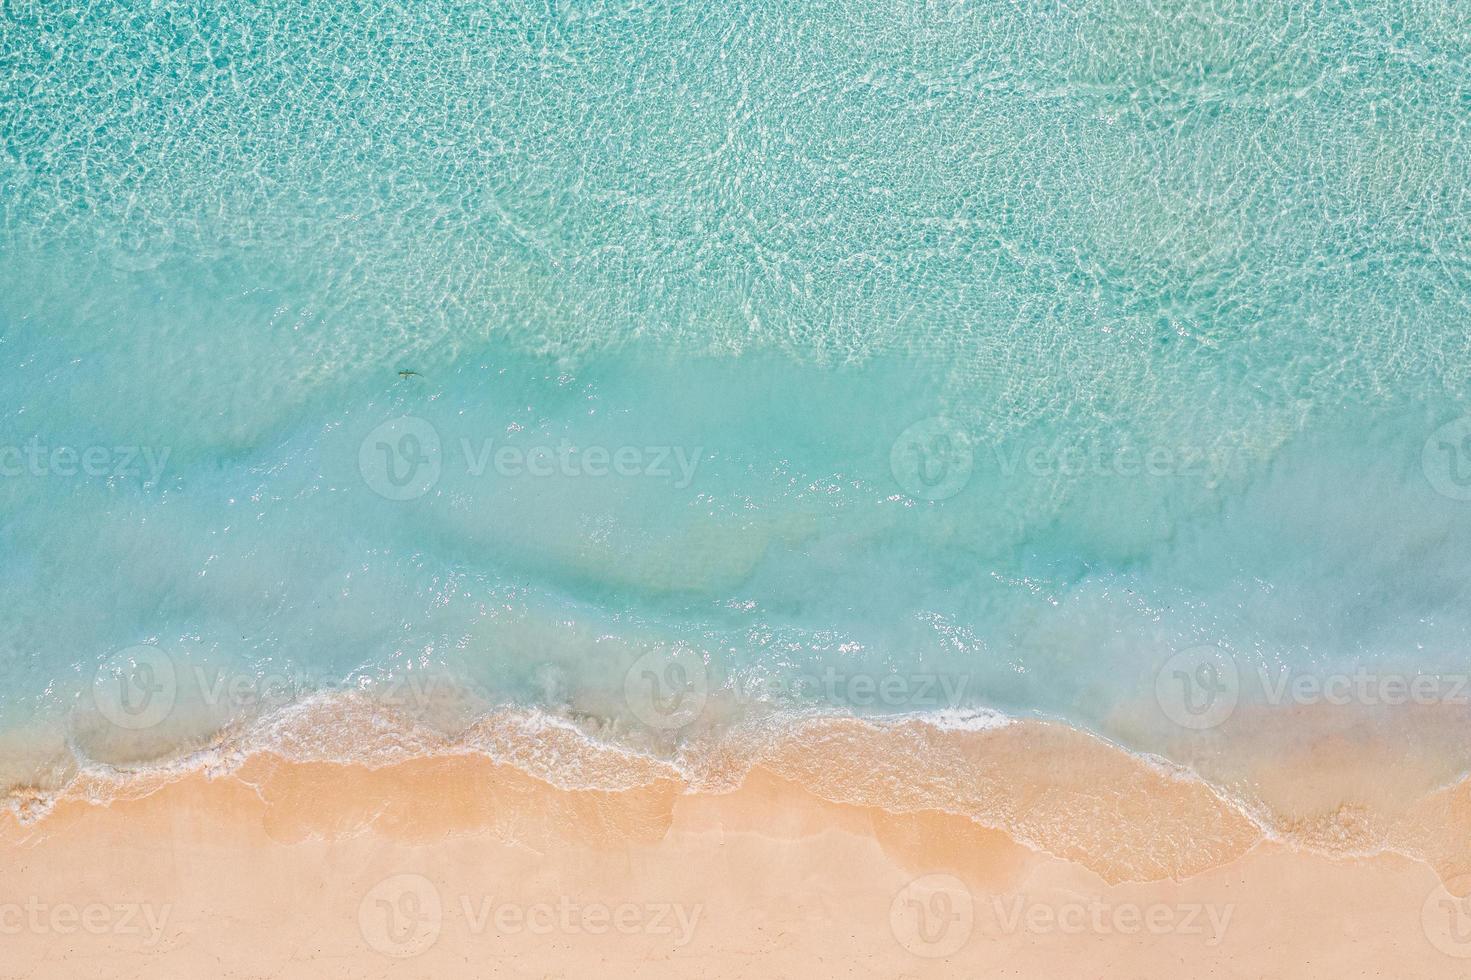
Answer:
5;733;1471;978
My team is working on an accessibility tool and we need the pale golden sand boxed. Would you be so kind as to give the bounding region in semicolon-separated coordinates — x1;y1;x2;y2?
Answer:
6;728;1471;979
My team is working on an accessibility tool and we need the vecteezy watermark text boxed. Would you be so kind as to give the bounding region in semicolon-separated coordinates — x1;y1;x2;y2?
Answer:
889;416;1241;501
0;439;169;483
357;874;702;959
359;416;702;500
735;668;971;711
1155;645;1471;730
620;646;973;732
888;875;1233;959
0;899;171;946
988;895;1233;945
986;440;1237;485
88;644;479;732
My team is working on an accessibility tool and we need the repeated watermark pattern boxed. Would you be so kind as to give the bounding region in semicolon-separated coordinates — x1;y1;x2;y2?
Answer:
0;439;169;483
889;874;974;958
1423;417;1471;501
1423;875;1471;958
889;876;1232;959
359;416;702;500
90;643;972;738
1154;646;1241;731
889;416;1241;501
623;647;710;731
0;900;171;946
89;644;474;732
988;895;1232;945
891;418;974;501
621;647;973;733
359;875;443;959
92;645;180;731
357;873;702;960
359;418;442;501
894;413;1471;504
1155;645;1471;730
734;669;972;711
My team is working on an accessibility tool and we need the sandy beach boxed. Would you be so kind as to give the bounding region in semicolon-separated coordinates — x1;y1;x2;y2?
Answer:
7;0;1469;977
7;716;1471;979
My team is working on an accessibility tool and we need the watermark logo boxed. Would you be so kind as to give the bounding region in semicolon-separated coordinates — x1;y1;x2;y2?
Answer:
356;876;702;958
735;668;971;711
623;647;709;731
359;417;443;501
88;650;483;733
358;416;703;498
990;896;1232;944
988;440;1237;486
1423;418;1471;501
463;440;701;487
1422;875;1471;958
92;645;178;731
1156;647;1471;731
459;896;701;944
891;417;973;501
1155;645;1239;730
889;874;974;959
358;874;443;959
1257;668;1471;708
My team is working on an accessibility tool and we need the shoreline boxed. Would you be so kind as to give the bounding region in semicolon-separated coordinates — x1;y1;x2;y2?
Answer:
13;697;1471;873
5;750;1471;977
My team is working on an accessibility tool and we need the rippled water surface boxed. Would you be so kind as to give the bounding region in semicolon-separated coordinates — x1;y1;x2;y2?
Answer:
2;0;1470;792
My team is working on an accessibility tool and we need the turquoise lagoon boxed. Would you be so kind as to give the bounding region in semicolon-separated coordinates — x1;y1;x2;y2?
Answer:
1;0;1470;798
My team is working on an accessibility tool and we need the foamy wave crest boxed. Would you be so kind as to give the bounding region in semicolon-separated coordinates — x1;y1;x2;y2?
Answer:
15;687;1471;886
1;686;1252;880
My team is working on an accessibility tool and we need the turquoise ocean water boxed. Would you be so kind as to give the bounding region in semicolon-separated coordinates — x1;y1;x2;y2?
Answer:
2;0;1470;797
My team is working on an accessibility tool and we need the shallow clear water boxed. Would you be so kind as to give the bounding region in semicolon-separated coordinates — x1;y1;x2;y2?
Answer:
2;0;1470;789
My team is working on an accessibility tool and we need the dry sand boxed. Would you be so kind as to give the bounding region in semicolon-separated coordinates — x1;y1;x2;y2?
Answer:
4;745;1471;979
